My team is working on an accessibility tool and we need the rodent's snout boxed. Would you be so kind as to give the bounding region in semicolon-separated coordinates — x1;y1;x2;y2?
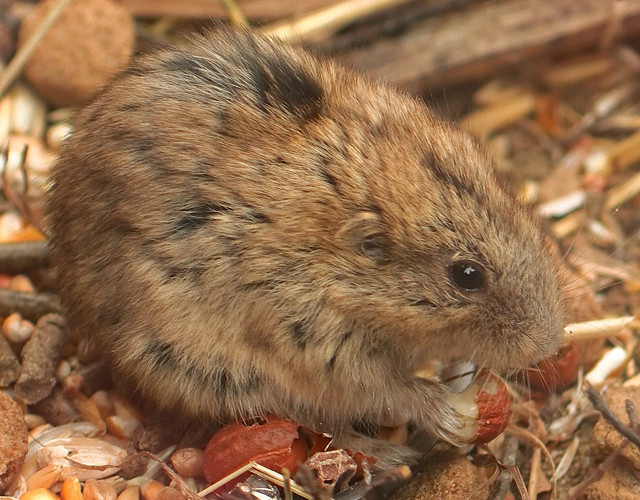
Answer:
496;317;565;371
479;232;566;371
461;271;566;372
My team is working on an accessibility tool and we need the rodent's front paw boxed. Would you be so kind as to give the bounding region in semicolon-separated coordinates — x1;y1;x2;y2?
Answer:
409;378;465;446
413;371;512;446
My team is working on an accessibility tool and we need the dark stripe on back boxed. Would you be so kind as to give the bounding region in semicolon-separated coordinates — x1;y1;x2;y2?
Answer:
423;151;484;203
174;202;231;234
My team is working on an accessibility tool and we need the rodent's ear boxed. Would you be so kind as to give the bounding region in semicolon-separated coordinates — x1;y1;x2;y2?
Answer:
336;211;388;262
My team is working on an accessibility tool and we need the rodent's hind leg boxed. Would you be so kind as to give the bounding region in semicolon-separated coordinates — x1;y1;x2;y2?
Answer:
330;430;421;470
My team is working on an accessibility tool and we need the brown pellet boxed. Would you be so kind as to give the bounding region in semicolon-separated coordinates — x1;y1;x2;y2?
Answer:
133;422;176;454
31;388;82;426
0;332;20;386
14;314;67;404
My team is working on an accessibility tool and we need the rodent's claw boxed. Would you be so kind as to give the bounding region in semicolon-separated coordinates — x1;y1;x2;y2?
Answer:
424;407;465;447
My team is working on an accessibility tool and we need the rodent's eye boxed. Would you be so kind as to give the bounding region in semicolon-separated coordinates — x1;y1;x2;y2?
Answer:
448;260;487;292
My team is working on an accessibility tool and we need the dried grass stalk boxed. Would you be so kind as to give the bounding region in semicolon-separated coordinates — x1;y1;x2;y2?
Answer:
563;316;635;343
261;0;413;42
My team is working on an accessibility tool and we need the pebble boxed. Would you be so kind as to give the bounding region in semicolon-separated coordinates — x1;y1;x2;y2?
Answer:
19;0;135;107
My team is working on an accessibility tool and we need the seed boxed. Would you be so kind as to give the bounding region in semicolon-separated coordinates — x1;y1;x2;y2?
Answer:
20;487;60;500
83;480;117;500
170;448;204;479
3;313;35;343
60;477;82;500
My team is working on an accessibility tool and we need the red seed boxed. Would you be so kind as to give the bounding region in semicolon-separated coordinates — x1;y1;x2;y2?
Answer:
527;342;580;392
203;416;309;490
448;371;511;444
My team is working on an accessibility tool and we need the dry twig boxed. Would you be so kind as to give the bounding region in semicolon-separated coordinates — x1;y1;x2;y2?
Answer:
585;384;640;450
488;435;520;500
0;241;50;273
568;392;640;499
0;288;60;320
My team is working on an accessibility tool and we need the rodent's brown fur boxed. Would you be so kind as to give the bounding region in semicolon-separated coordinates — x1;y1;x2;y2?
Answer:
47;31;564;464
